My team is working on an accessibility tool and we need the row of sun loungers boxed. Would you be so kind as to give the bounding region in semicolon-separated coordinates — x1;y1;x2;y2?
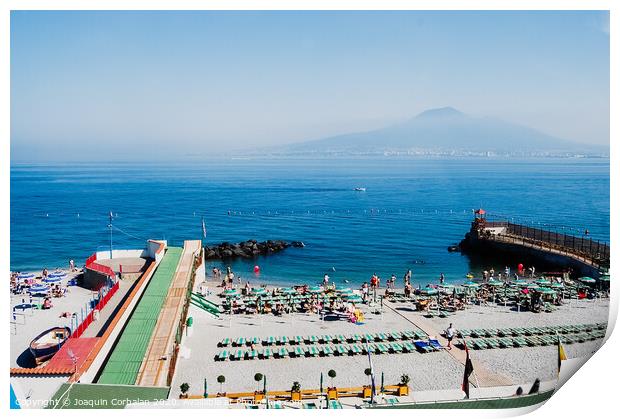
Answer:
456;322;607;339
457;329;605;350
215;339;443;361
218;329;429;348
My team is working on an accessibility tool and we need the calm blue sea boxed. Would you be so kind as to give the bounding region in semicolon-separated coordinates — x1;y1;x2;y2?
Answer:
10;158;610;286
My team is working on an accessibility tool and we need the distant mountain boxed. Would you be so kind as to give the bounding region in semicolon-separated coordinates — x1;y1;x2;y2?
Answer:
276;107;604;156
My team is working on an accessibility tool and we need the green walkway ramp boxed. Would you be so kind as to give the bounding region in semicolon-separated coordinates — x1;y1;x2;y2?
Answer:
97;247;182;385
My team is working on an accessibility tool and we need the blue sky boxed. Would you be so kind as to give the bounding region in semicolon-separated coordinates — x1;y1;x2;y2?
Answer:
11;10;609;160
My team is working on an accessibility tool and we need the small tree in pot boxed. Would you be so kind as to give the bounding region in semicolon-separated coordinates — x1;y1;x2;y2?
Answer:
254;373;265;402
217;375;226;396
291;381;302;401
398;374;410;396
327;369;338;400
180;382;190;399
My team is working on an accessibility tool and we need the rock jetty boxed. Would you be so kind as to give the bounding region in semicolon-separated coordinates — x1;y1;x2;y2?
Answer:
204;240;304;260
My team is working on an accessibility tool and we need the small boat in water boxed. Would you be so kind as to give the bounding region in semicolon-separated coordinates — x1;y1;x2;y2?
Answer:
353;187;366;192
29;326;71;365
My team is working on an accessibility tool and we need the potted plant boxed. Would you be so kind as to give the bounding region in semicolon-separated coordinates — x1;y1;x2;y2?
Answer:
291;381;302;401
327;369;338;400
398;374;410;396
179;382;190;399
254;373;265;402
217;375;226;397
362;368;372;398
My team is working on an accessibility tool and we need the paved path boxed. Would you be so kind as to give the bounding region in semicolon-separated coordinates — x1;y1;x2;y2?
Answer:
136;240;201;387
382;300;513;387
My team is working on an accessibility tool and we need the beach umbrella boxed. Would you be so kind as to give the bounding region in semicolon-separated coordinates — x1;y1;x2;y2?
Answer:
511;279;528;286
579;277;596;284
43;276;62;284
527;284;541;290
551;283;565;289
487;280;503;287
536;279;551;286
599;275;610;282
17;272;36;280
30;284;50;294
462;281;480;288
281;287;297;295
48;271;67;279
538;288;557;295
204;378;208;398
420;287;438;296
251;287;268;295
222;289;239;296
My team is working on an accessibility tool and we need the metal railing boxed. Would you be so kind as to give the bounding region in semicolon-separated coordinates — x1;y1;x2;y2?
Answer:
480;221;609;268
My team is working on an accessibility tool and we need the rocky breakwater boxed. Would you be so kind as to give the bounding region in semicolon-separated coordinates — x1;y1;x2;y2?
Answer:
204;240;305;260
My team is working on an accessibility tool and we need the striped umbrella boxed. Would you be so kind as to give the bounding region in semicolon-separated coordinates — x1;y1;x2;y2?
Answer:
579;277;596;284
48;271;67;279
17;272;36;280
30;284;50;294
43;277;62;284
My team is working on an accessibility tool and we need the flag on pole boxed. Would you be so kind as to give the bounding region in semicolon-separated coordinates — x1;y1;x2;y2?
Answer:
462;340;474;399
201;217;207;239
557;334;567;375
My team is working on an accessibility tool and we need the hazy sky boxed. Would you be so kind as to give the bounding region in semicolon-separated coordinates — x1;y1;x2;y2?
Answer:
11;10;609;161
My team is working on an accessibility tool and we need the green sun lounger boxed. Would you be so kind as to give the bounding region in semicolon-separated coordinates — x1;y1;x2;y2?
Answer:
513;337;527;347
235;337;246;346
414;330;428;340
350;334;363;343
389;332;402;341
497;338;512;348
263;336;276;345
333;334;346;343
459;329;471;338
328;400;343;409
485;329;498;337
216;350;229;361
246;349;258;359
333;344;348;355
232;349;244;360
364;333;376;342
402;330;415;339
365;343;378;354
376;343;389;353
390;342;403;353
219;338;231;347
485;339;500;349
249;336;260;345
350;344;362;355
402;341;416;352
322;346;334;356
470;329;484;338
376;333;388;342
524;337;540;346
306;346;320;357
277;347;288;358
472;339;488;350
277;336;288;345
321;335;333;343
306;335;319;344
303;402;318;409
292;347;304;357
293;336;304;345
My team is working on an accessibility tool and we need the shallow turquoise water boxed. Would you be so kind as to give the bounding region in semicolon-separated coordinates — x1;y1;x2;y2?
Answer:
10;158;609;286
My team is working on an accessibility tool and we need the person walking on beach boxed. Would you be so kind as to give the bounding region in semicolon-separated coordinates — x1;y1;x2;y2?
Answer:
439;273;445;285
445;323;456;350
69;259;75;272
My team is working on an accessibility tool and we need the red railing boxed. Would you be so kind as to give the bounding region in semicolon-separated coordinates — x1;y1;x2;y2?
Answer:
85;253;116;279
71;281;120;338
